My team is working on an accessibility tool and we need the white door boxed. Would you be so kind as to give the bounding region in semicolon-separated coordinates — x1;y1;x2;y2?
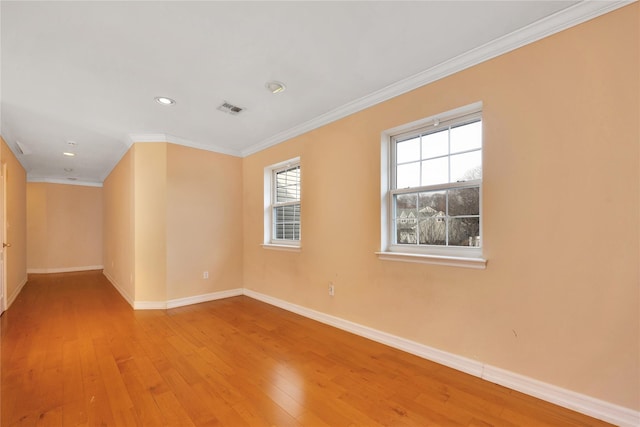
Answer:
0;166;5;315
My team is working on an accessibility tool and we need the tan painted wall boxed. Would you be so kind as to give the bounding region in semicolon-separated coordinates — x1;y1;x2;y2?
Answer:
242;4;639;410
103;147;134;303
103;142;244;304
133;143;167;302
166;144;243;300
26;182;102;271
0;137;27;303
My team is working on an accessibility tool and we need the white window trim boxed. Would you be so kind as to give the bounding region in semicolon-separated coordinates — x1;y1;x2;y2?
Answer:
263;157;301;251
378;102;486;269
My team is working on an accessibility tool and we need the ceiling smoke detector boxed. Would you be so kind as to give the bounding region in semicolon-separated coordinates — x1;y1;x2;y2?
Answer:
217;102;245;116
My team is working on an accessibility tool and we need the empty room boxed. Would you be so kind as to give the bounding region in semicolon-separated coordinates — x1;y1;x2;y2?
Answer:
0;1;638;426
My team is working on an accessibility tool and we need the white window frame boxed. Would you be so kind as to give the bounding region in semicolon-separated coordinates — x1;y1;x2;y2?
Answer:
263;157;301;252
377;102;486;269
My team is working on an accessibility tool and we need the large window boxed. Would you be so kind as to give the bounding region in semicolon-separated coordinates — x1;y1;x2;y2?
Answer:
264;158;301;249
380;103;485;267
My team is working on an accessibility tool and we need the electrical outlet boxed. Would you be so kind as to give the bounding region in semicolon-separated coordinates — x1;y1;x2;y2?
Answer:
328;282;335;296
203;271;209;279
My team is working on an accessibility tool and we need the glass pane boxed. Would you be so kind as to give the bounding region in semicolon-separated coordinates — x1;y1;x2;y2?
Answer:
394;194;417;244
448;217;480;246
396;136;420;164
397;162;420;189
275;166;300;203
421;157;448;186
395;193;417;211
421;129;448;159
417;218;446;245
276;186;299;202
450;120;482;154
450;150;481;182
417;190;446;245
396;220;417;244
448;187;480;216
274;204;300;240
418;190;446;218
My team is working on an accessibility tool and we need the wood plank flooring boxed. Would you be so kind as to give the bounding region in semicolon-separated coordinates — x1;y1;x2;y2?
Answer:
1;271;613;426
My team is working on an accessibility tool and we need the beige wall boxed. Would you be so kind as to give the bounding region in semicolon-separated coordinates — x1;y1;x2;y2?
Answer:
133;143;167;302
166;144;243;300
1;137;27;304
103;142;244;305
103;147;135;303
26;182;102;272
242;4;639;410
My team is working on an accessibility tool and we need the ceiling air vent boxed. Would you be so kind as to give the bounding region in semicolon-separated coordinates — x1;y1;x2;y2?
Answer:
217;102;245;116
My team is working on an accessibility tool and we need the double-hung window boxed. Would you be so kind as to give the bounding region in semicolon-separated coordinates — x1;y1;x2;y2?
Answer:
264;158;301;249
380;103;485;268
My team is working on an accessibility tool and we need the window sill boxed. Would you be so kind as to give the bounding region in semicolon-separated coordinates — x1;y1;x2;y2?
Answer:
262;243;302;253
375;251;486;269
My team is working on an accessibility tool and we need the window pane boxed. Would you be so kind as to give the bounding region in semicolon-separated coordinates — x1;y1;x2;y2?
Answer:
421;157;448;186
448;187;480;216
395;193;417;211
274;204;300;240
275;166;301;203
394;194;417;245
421;129;448;159
418;190;446;217
396;220;417;244
396;136;420;163
397;162;420;189
450;150;481;182
418;218;446;245
450;120;482;154
276;186;299;202
418;190;446;245
448;217;480;246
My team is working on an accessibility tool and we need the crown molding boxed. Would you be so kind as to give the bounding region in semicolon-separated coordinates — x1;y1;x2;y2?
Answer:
241;0;634;157
127;133;242;157
27;177;103;188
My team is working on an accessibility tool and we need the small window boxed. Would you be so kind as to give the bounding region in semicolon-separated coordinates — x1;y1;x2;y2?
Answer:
380;103;485;266
264;158;301;248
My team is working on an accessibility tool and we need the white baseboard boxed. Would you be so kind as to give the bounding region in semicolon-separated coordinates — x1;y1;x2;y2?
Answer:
102;271;134;308
28;265;104;274
132;288;244;310
166;288;243;309
482;365;640;427
133;300;166;310
6;276;28;309
242;288;640;427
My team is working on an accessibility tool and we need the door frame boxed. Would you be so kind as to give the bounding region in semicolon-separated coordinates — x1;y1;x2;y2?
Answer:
0;163;6;314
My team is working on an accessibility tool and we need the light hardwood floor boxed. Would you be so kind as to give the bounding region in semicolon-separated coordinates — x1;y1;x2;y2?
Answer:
1;271;613;426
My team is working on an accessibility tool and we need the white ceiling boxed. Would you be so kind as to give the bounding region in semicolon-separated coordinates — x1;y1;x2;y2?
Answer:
0;1;627;186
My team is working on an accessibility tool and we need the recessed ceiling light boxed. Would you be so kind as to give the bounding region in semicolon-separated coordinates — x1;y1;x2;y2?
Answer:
155;96;176;106
265;81;286;94
63;152;75;157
